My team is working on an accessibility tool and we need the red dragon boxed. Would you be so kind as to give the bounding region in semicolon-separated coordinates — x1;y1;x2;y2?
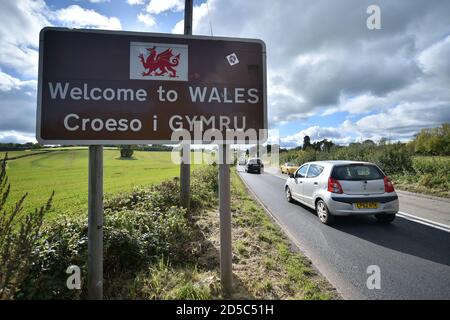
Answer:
138;46;180;77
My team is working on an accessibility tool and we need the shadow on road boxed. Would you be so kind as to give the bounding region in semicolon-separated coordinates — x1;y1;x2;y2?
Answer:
334;215;450;266
289;200;450;266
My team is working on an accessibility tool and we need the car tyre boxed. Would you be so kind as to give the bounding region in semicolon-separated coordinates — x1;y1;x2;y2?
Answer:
375;213;396;224
316;200;334;225
285;187;294;203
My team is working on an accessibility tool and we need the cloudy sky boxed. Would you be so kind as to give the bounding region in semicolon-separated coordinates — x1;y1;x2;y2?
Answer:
0;0;449;147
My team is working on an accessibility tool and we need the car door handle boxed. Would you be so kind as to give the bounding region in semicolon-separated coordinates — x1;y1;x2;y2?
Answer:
314;182;318;185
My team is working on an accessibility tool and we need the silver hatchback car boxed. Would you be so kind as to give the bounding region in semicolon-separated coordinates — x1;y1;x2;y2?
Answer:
284;161;399;225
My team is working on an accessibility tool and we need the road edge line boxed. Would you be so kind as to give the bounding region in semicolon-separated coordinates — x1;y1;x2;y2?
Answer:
397;211;450;233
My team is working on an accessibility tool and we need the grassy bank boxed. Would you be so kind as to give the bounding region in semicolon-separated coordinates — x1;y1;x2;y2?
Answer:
8;165;337;300
393;156;450;198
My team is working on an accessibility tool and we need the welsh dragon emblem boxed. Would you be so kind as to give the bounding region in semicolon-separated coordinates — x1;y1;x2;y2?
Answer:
138;46;180;78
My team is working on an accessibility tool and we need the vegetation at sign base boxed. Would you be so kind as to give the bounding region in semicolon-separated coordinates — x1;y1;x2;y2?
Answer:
279;124;450;198
7;162;335;300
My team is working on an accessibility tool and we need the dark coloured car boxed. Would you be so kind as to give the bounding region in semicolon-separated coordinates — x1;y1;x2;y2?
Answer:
245;158;264;174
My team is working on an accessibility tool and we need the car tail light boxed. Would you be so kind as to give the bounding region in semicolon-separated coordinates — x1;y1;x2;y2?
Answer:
384;176;395;193
328;177;343;194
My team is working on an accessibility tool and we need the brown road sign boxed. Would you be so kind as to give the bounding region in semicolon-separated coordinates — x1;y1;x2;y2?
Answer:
36;27;267;145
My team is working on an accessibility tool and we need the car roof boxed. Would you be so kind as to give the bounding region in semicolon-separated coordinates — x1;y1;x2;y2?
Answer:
303;160;374;166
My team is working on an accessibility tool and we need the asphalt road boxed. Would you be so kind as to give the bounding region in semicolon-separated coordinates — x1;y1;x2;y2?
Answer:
397;190;450;228
237;166;450;300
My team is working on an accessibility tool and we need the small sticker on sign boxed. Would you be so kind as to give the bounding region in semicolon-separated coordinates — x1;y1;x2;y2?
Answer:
226;53;239;66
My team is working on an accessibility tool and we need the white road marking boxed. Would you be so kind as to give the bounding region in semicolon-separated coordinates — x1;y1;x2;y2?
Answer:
397;211;450;233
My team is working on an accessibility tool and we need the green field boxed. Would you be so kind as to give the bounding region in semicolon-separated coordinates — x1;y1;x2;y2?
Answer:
3;149;186;219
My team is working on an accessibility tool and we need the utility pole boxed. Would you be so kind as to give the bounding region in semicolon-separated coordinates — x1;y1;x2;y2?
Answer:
88;145;103;300
180;0;193;209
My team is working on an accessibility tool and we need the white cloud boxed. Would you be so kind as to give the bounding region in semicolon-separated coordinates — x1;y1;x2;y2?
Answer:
342;102;450;140
127;0;144;4
0;70;36;92
0;2;125;142
137;13;156;27
55;5;122;30
146;0;184;14
0;70;37;135
88;0;111;3
172;2;209;34
0;0;51;77
0;131;36;144
418;35;450;83
281;126;353;147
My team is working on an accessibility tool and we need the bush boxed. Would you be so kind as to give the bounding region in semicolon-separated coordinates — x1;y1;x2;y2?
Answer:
17;204;191;299
119;145;134;158
15;166;221;299
412;156;450;190
280;143;413;175
190;165;218;210
409;123;450;156
370;144;412;175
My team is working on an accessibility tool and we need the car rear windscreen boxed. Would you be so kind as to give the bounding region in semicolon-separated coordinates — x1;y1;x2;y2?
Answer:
248;159;261;164
331;164;384;181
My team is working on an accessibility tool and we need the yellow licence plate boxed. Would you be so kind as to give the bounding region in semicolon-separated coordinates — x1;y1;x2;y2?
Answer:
355;202;379;209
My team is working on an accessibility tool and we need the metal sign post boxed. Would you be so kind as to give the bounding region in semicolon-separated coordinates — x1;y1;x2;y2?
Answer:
219;144;232;296
87;145;103;300
180;0;193;210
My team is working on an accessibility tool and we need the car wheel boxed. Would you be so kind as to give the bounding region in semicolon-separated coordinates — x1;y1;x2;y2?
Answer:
258;169;261;174
316;200;334;225
375;213;396;224
285;187;293;203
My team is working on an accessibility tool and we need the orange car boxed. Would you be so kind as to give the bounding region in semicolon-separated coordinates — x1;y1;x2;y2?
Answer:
280;162;299;174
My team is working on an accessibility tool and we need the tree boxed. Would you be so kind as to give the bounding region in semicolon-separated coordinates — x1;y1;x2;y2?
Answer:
411;123;450;155
378;137;388;146
322;139;335;152
362;139;376;146
303;135;311;149
120;145;134;158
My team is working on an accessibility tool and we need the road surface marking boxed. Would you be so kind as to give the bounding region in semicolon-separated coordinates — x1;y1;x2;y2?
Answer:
397;211;450;233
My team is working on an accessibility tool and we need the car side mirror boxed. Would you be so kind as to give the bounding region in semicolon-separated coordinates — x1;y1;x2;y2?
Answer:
289;173;295;178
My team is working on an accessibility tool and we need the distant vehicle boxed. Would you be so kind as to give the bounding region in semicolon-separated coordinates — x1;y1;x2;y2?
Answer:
280;162;299;174
284;161;399;225
245;158;264;174
238;158;247;165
